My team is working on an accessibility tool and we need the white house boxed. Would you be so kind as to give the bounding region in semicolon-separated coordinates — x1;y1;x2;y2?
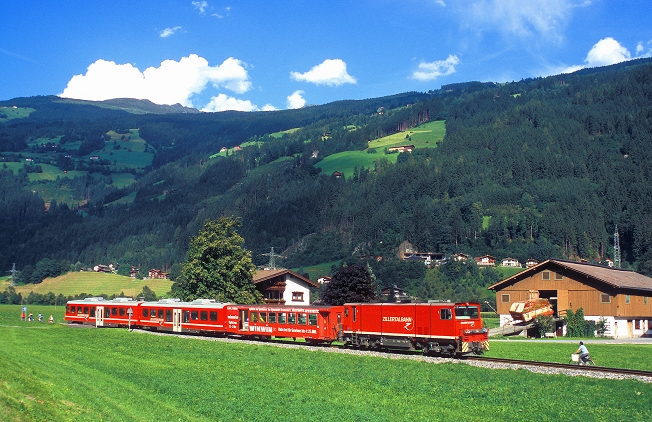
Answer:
501;257;521;267
253;269;319;305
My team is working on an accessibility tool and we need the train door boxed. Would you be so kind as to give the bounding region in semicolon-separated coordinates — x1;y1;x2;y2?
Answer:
96;306;104;327
239;309;249;331
173;309;183;332
436;306;455;336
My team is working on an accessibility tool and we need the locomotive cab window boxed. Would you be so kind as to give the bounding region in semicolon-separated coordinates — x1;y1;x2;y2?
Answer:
440;308;452;320
454;306;479;319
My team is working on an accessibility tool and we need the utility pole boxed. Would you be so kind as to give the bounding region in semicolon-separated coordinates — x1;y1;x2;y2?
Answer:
261;247;283;270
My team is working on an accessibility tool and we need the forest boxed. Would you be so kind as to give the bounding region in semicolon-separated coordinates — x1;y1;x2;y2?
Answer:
1;58;652;305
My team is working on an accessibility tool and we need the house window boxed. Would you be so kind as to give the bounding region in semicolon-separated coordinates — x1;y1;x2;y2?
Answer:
292;292;304;302
635;320;641;330
600;294;611;303
542;271;550;280
645;297;649;305
625;295;631;304
501;294;510;303
555;271;564;280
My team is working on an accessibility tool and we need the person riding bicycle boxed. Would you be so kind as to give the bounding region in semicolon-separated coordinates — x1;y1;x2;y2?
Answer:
575;341;589;363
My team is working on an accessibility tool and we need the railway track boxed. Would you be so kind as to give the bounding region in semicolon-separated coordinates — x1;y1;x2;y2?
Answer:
464;356;652;380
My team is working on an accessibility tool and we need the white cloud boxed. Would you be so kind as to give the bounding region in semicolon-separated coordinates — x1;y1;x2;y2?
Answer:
411;54;460;81
290;59;356;86
584;37;631;67
192;1;208;14
287;90;306;109
462;0;578;43
202;94;258;112
435;0;446;6
160;26;182;38
59;54;252;109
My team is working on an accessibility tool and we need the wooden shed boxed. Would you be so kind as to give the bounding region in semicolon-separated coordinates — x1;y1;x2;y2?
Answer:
488;259;652;338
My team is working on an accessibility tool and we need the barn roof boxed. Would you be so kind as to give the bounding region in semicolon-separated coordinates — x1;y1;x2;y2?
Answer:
253;268;319;287
488;259;652;293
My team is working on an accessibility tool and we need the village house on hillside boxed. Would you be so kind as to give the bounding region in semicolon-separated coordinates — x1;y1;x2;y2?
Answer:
500;257;521;267
475;254;496;266
387;145;414;153
253;269;319;305
489;259;652;338
148;269;169;279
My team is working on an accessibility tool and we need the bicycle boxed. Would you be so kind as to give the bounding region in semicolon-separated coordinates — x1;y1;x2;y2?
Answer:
570;353;595;366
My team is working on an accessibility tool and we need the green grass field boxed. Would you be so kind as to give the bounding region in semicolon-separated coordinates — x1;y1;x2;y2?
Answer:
0;304;650;421
293;260;342;280
0;106;35;122
367;120;446;150
315;150;399;179
1;272;173;298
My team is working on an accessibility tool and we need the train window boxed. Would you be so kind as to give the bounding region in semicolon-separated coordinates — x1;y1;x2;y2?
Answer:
251;312;259;323
83;306;89;314
90;307;95;317
288;313;296;324
308;314;318;326
190;310;198;320
69;306;75;313
344;308;349;317
269;312;276;323
105;308;110;318
151;309;157;318
278;313;287;324
210;311;218;321
200;311;208;321
164;310;171;322
440;308;452;320
259;312;267;323
143;309;149;318
454;306;478;319
353;307;357;322
298;313;307;325
158;309;164;319
119;308;125;316
78;307;83;314
112;308;117;316
184;311;190;323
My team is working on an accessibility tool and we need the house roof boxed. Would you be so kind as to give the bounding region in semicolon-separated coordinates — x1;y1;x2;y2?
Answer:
253;269;319;288
488;259;652;292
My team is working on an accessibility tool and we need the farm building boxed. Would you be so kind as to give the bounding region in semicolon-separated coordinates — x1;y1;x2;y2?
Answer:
253;269;319;306
475;254;496;266
488;259;652;338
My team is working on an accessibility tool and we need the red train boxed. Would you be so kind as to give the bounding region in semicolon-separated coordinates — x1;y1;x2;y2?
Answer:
65;298;489;356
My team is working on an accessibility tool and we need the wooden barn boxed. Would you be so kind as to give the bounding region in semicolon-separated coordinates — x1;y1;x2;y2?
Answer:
488;259;652;338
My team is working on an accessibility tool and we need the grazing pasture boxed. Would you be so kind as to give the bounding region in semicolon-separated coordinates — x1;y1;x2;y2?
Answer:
0;304;650;421
3;272;173;298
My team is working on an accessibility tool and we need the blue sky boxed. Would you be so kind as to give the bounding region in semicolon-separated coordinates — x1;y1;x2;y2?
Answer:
2;0;651;111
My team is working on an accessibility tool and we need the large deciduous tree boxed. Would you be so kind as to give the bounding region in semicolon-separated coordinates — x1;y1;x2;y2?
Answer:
171;217;262;304
321;264;377;306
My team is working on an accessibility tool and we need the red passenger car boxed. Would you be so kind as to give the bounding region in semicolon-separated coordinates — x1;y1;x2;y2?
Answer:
225;304;344;343
340;302;488;355
139;299;230;334
65;297;140;328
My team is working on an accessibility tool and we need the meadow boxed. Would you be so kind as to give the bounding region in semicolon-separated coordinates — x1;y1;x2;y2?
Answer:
0;304;650;421
2;272;173;298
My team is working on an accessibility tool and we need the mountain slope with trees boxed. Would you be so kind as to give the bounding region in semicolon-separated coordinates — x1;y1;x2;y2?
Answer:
2;58;652;305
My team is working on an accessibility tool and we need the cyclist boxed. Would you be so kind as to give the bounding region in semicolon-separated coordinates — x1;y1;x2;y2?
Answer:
575;341;589;364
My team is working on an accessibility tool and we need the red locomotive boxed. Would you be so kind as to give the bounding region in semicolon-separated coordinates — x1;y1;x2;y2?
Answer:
340;302;488;355
65;298;488;356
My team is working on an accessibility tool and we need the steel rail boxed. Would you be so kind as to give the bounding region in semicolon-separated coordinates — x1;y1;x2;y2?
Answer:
464;356;652;378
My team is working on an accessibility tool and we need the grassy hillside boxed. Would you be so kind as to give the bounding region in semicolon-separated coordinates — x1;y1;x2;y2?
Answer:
315;150;399;179
2;272;173;297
